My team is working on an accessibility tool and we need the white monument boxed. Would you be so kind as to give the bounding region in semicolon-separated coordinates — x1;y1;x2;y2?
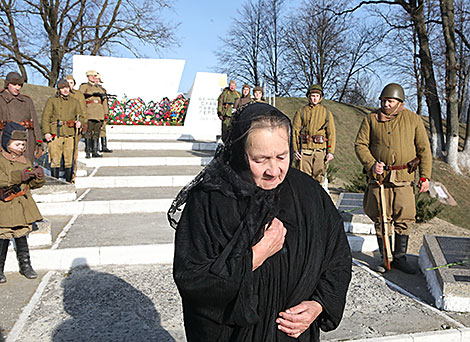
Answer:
182;72;227;141
72;55;185;102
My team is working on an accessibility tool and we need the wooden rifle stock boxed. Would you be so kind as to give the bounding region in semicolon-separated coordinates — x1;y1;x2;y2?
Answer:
377;174;393;270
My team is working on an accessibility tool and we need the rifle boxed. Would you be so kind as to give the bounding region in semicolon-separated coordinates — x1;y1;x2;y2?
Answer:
57;119;61;138
84;92;117;102
376;173;393;271
71;114;81;184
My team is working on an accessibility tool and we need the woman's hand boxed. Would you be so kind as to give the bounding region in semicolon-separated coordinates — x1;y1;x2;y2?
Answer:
276;300;323;338
252;217;286;270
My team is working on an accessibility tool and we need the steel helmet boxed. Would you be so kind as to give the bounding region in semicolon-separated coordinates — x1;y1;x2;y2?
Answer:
379;83;405;102
306;84;323;97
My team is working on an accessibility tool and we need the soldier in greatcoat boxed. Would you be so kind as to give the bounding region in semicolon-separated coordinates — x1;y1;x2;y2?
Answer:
79;70;108;158
42;79;82;182
217;80;241;141
0;122;45;283
292;84;336;183
355;83;432;274
0;72;43;163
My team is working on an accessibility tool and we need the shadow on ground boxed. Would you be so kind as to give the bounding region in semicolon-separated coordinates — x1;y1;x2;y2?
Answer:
352;252;435;305
53;262;174;342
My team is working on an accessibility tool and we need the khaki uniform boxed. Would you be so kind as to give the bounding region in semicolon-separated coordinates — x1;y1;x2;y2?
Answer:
0;90;42;163
69;89;87;121
0;151;44;238
217;88;240;140
292;101;336;183
78;83;108;139
355;108;432;235
233;96;252;110
42;95;82;168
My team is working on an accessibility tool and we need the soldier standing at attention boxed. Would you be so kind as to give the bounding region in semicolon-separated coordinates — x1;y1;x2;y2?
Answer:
292;84;336;184
96;73;112;153
234;84;251;109
0;72;43;163
42;79;82;182
355;83;432;274
79;70;108;158
217;80;240;141
252;86;266;103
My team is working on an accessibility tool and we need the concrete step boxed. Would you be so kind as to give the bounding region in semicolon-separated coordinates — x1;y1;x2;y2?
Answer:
106;124;195;142
77;155;212;167
347;233;378;253
30;176;77;203
37;198;173;216
80;149;214;158
75;175;194;189
94;165;203;177
79;187;181;201
107;140;217;151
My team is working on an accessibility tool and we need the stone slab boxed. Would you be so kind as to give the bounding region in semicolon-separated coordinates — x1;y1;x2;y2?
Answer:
94;165;203;177
107;141;217;151
419;235;470;312
81;149;215;158
77;155;213;167
347;233;378;253
337;192;375;234
79;187;181;201
57;213;174;249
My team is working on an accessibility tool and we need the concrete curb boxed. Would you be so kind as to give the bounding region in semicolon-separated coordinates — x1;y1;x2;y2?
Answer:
77;155;213;167
75;175;195;188
108;141;217;151
4;244;174;272
335;327;470;341
37;198;173;215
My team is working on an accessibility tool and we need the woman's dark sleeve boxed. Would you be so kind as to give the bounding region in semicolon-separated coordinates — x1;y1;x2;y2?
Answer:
311;191;352;332
173;190;259;327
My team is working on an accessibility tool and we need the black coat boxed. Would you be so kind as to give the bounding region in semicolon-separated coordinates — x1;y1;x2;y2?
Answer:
173;168;352;341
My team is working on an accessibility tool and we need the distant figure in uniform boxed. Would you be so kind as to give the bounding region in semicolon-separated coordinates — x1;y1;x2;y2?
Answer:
217;80;240;141
252;86;266;103
79;70;108;158
292;84;336;184
96;73;112;153
0;122;45;283
42;79;82;182
234;84;252;109
355;83;432;274
0;72;43;163
65;75;87;125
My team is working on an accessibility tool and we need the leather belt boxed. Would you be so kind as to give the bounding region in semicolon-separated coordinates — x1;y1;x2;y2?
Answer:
86;99;102;105
0;119;34;130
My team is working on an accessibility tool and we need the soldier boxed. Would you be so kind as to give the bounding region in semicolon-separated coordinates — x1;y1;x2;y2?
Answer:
42;79;82;182
234;84;251;109
0;72;43;163
96;73;112;153
217;80;241;141
65;75;86;122
252;86;266;103
292;84;336;184
355;83;432;274
79;70;108;158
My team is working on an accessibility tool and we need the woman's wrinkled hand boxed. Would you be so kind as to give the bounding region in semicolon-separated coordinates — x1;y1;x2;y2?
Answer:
252;217;286;270
276;300;323;338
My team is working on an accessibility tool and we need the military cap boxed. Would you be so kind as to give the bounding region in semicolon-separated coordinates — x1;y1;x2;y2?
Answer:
306;84;323;97
4;72;24;87
229;80;236;85
96;73;103;82
379;83;405;102
1;122;27;152
65;74;75;82
57;78;70;89
86;70;98;76
253;86;263;93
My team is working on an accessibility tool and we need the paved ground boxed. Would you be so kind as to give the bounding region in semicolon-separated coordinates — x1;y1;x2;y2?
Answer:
1;132;470;342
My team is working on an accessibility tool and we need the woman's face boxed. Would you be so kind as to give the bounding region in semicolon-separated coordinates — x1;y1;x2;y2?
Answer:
8;139;26;155
246;126;290;190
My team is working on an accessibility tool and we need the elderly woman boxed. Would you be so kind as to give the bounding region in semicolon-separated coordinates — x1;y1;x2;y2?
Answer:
168;103;351;341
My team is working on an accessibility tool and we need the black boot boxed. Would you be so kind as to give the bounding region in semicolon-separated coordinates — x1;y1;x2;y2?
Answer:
91;139;102;158
85;138;92;159
391;234;417;274
51;167;60;179
100;137;113;153
371;235;386;273
14;236;37;279
0;239;9;283
64;168;73;183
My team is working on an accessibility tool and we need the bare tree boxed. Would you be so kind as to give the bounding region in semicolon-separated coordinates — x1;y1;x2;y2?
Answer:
283;0;349;96
216;0;264;86
0;0;177;86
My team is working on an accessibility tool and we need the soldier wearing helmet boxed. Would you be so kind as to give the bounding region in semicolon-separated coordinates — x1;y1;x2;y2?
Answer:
292;84;336;184
355;83;432;274
0;72;43;163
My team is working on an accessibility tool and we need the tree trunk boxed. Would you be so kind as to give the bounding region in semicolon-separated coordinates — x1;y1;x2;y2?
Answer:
440;0;461;173
412;1;445;157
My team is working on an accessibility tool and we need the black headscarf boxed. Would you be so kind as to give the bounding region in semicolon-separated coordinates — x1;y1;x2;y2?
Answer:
167;102;293;230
